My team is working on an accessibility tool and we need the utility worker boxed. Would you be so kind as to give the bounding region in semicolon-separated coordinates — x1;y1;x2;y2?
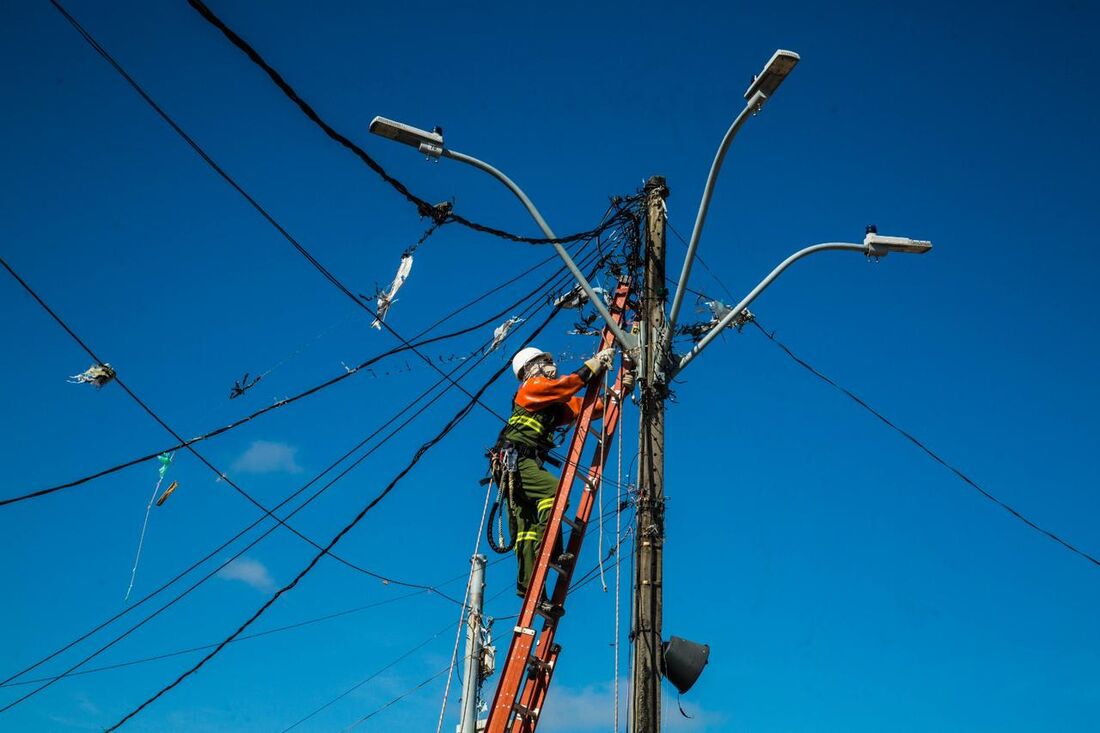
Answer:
495;345;634;615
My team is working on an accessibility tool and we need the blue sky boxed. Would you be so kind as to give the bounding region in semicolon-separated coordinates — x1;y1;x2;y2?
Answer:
2;1;1099;731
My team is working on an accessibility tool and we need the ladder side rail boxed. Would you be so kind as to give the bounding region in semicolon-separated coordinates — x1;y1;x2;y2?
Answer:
485;281;631;733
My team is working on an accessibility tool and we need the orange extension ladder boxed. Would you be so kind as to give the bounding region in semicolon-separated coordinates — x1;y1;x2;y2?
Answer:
485;277;633;733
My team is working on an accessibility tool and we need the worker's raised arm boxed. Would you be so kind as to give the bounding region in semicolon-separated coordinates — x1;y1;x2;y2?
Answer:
515;373;587;411
514;348;615;411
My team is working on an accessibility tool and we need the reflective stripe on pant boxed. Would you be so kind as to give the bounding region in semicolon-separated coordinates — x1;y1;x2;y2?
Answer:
510;456;563;597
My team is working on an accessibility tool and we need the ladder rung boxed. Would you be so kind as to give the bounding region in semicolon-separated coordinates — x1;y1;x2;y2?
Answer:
526;654;554;673
534;603;565;622
548;555;574;574
513;703;540;720
527;644;560;673
561;515;584;531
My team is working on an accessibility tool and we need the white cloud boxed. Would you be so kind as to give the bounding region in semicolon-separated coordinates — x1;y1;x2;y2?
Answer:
231;440;303;475
74;693;99;716
538;680;723;732
216;557;276;592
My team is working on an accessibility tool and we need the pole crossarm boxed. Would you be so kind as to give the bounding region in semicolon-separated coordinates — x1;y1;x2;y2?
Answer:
674;241;868;373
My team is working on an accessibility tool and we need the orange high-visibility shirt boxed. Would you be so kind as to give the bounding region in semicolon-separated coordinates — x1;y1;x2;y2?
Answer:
515;374;605;425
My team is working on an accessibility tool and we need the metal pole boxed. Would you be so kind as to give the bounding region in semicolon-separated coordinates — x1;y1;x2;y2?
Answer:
674;241;868;373
442;148;636;350
459;554;487;733
631;176;669;733
664;91;765;340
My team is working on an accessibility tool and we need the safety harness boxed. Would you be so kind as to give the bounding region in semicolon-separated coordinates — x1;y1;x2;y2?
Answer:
484;400;569;554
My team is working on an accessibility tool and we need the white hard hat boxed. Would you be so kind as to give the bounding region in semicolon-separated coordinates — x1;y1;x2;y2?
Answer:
511;347;551;381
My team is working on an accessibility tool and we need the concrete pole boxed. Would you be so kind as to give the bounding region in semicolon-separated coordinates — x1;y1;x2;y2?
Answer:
631;176;669;733
459;554;487;733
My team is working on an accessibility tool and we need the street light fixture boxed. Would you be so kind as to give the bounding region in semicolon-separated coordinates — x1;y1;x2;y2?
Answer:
663;49;800;361
368;116;443;157
744;49;800;101
368;115;636;350
864;226;933;256
674;230;932;373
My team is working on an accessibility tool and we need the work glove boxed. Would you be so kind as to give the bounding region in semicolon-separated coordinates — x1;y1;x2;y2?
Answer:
583;347;615;375
621;370;636;393
620;353;637;393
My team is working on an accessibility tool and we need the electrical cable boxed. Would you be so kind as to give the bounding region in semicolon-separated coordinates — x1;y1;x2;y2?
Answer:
665;218;737;303
283;556;510;731
99;283;579;730
4;558;510;693
613;379;626;731
179;0;643;246
0;590;424;688
0;251;487;589
0;250;593;700
751;319;1100;570
280;618;455;732
53;0;647;450
0;240;576;508
341;664;453;732
0;334;487;707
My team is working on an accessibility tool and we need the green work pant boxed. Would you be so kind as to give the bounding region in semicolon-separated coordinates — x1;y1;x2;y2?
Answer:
510;456;563;597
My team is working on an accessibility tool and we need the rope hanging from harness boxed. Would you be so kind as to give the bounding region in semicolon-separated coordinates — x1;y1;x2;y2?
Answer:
486;443;519;554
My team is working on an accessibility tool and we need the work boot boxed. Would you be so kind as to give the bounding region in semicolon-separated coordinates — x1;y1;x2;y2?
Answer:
537;598;566;619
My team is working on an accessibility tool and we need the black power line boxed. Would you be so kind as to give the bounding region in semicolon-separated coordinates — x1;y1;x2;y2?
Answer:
665;218;738;303
182;0;643;246
342;665;453;731
0;332;487;706
50;0;639;251
101;279;579;731
51;0;650;424
0;241;575;508
752;320;1100;570
280;619;455;732
0;590;426;688
0;249;593;699
0;252;462;587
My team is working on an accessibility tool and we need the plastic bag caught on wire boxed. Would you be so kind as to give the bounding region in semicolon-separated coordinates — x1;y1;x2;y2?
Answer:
68;363;116;389
552;284;607;311
370;253;414;329
488;316;525;353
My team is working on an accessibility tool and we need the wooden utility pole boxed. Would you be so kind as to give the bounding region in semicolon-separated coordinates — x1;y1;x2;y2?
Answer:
631;175;669;733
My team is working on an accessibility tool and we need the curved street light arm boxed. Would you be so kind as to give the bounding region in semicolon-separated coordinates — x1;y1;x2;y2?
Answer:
441;148;636;351
674;242;868;374
665;90;767;341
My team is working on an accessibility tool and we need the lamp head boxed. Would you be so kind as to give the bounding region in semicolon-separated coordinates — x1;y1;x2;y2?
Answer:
744;49;800;101
864;228;933;256
369;116;444;153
